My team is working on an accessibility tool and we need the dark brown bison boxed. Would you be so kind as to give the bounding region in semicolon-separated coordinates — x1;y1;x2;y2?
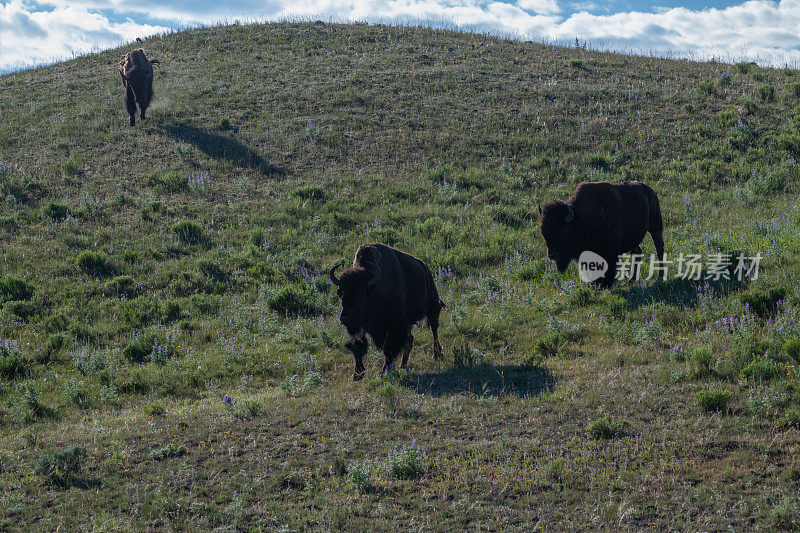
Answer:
329;243;445;380
539;181;664;288
118;48;159;126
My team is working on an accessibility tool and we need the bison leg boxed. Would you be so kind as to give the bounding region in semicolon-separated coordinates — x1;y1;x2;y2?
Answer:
400;333;414;370
345;335;368;381
124;85;137;126
427;304;443;360
381;328;407;373
598;253;617;289
630;245;643;281
652;232;665;278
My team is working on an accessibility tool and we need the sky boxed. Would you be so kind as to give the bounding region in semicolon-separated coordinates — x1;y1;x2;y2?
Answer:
2;0;800;72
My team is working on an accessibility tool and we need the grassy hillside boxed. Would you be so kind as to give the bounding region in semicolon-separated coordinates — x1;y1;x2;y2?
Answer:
2;21;800;530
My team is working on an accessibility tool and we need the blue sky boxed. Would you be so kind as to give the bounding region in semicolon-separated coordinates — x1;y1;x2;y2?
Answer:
2;0;800;72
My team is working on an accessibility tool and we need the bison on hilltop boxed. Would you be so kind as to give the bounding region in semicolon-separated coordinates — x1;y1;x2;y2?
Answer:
118;48;159;126
329;243;445;381
539;181;664;288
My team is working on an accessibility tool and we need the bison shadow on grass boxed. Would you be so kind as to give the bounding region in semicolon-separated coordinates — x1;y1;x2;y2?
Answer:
622;270;748;310
405;363;555;398
161;122;284;176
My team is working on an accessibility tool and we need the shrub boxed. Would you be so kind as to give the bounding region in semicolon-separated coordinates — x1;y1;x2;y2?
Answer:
218;117;232;131
567;58;584;69
536;332;565;357
453;341;484;368
172;220;205;244
241;398;264;417
787;82;800;98
0;342;25;379
63;379;91;407
196;258;227;283
249;228;265;247
35;445;87;488
43;201;69;220
387;444;427;479
267;284;321;317
20;384;53;419
741;98;758;115
778;406;800;428
159;300;182;323
545;457;565;480
4;299;38;320
770;498;799;529
147;171;187;192
281;374;300;397
377;382;399;412
122;334;157;363
44;334;66;360
758;84;776;102
347;460;374;491
686;347;715;378
568;286;595;307
485;205;527;228
150;443;186;460
76;250;110;275
303;371;323;389
586;416;630;439
695;388;732;413
739;286;786;317
635;317;665;347
0;275;34;303
516;260;544;281
145;402;166;417
292;185;326;201
785;337;800;363
585;152;612;170
103;275;135;297
740;357;781;381
717;110;738;127
284;468;314;493
62;159;81;176
698;80;716;96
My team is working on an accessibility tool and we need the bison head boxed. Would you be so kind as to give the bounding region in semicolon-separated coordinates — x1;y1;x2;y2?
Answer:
539;200;577;273
329;261;382;333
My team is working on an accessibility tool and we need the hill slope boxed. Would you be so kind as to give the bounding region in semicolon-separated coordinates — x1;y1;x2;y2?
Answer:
2;22;800;530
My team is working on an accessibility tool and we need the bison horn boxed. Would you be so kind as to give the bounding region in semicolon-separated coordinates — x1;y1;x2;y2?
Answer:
365;260;382;288
565;204;574;223
329;262;342;286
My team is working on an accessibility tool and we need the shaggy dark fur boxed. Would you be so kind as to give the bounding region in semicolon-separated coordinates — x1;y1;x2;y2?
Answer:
539;181;664;288
330;243;445;381
118;49;159;126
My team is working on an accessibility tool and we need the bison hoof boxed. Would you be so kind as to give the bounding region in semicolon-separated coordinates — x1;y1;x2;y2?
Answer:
352;372;364;382
433;343;443;360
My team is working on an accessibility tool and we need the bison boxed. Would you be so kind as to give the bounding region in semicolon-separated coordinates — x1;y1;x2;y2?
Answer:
539;181;664;288
329;243;445;381
118;48;159;126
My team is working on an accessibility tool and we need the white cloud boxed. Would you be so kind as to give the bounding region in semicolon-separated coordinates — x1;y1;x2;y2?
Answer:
518;0;560;15
548;1;800;65
4;0;800;71
0;0;169;71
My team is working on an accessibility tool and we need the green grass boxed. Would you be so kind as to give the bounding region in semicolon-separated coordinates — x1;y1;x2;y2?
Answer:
2;20;800;530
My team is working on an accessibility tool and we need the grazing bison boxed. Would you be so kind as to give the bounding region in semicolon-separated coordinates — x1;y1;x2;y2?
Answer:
118;49;159;126
539;181;664;288
329;243;445;381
